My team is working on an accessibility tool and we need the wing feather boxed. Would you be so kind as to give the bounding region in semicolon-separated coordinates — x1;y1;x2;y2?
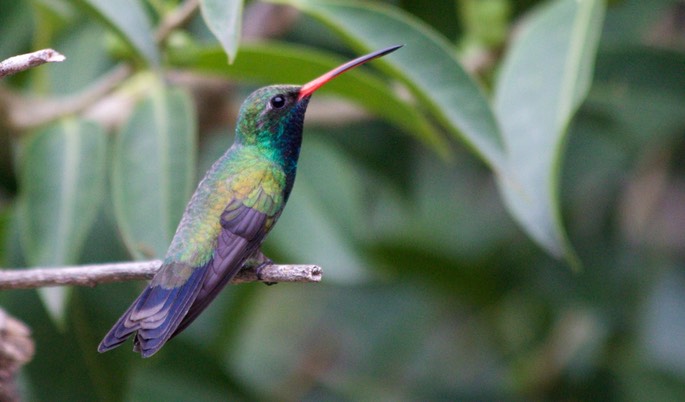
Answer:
99;159;286;356
170;199;272;338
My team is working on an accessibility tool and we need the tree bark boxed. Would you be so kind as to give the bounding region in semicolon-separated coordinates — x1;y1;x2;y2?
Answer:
0;261;322;290
0;49;65;79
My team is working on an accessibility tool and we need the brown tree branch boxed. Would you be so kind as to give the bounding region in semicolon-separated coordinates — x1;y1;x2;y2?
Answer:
0;49;65;79
2;64;133;131
0;261;322;290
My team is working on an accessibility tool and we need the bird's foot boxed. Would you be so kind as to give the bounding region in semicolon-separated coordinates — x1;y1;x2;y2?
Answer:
247;250;278;286
255;261;278;286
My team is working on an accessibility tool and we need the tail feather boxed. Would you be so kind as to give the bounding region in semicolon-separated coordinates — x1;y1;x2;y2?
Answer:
129;288;175;321
98;286;153;352
170;259;247;339
137;288;182;326
169;235;261;339
98;264;208;357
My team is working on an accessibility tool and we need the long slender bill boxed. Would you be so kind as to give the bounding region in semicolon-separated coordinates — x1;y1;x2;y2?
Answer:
298;45;403;100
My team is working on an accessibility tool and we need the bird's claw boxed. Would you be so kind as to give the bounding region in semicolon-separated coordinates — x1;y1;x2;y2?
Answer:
255;260;278;286
248;250;278;286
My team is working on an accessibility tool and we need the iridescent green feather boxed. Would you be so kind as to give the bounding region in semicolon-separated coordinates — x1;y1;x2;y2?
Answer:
163;146;286;266
162;85;305;273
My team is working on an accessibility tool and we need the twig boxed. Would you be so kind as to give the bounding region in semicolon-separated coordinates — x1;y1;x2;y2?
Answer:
0;261;322;290
4;64;132;131
156;0;200;44
0;49;65;79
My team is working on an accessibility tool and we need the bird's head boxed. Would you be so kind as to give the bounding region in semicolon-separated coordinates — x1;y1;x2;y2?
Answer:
234;45;403;160
235;84;307;150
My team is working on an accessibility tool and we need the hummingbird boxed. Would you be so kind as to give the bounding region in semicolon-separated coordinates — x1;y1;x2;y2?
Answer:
98;45;402;357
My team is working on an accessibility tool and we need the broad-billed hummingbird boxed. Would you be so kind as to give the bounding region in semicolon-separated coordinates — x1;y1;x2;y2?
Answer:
98;45;402;357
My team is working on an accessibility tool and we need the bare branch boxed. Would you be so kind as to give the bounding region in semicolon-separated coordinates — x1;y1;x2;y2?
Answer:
4;64;132;131
0;49;65;79
0;261;322;290
156;0;200;44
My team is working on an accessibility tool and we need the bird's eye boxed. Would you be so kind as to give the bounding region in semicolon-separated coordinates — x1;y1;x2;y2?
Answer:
270;95;286;109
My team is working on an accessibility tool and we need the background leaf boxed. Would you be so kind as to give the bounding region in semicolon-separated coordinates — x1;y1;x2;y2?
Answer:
112;80;197;259
78;0;159;65
2;0;685;400
493;0;605;263
270;0;505;167
17;118;107;322
0;1;33;60
170;41;448;155
199;0;244;63
587;46;685;146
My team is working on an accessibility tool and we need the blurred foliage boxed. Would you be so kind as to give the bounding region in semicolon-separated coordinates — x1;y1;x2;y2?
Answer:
0;0;684;400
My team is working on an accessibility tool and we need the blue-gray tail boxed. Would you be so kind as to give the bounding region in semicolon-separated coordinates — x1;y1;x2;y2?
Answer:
97;265;207;358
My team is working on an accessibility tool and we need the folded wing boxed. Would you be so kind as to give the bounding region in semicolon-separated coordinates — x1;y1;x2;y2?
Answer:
98;187;278;357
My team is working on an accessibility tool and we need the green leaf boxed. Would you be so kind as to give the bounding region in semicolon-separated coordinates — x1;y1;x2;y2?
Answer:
17;118;107;322
268;0;504;167
199;0;244;63
129;340;254;400
588;46;685;146
78;0;159;65
493;0;605;264
46;22;116;95
112;80;197;259
169;42;449;157
0;1;33;59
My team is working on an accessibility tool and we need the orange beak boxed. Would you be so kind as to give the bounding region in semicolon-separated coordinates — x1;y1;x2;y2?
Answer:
298;44;403;100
